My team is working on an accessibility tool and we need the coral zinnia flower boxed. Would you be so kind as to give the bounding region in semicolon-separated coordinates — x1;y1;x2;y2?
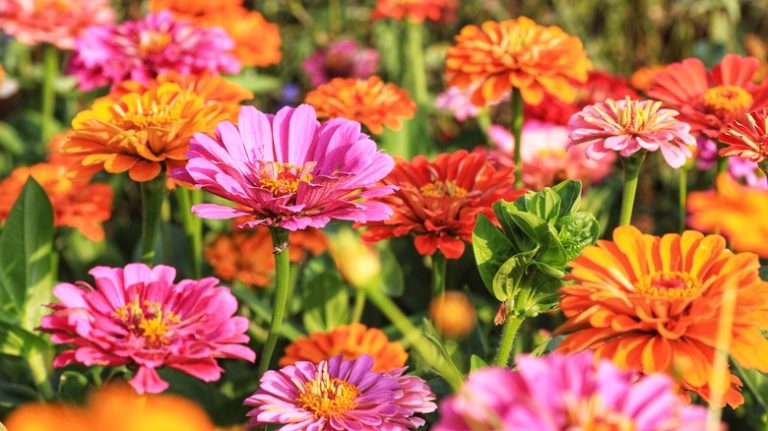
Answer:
567;98;696;168
445;17;592;106
63;82;230;182
371;0;457;23
360;150;521;259
245;355;436;430
305;76;416;134
630;65;667;93
648;54;768;138
69;11;240;91
434;351;708;431
555;225;768;407
0;162;113;241
688;174;768;258
0;0;114;49
303;39;380;87
172;104;396;230
279;324;407;372
40;263;256;394
718;107;768;164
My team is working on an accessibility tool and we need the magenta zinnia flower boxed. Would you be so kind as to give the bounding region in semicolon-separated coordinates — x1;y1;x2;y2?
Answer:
172;104;396;231
40;263;256;394
69;11;240;90
244;354;437;430
567;97;696;168
434;351;709;431
302;39;380;87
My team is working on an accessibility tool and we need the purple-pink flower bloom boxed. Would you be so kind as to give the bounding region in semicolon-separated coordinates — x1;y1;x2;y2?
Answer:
568;97;696;168
302;39;379;87
69;11;240;91
39;263;255;395
244;354;436;430
434;351;709;431
172;104;396;231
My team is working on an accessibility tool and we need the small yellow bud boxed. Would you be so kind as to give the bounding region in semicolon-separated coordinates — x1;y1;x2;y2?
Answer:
429;291;476;338
329;228;381;288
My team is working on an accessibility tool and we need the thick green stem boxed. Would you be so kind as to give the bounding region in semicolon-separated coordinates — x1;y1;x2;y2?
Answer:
619;152;646;226
678;166;688;232
405;20;428;106
139;177;168;264
176;188;203;278
510;88;524;189
431;252;447;298
28;348;54;400
350;290;367;324
494;311;524;367
40;45;58;145
257;228;292;377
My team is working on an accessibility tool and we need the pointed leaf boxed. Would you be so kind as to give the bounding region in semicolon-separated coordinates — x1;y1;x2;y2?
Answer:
472;215;514;293
552;180;582;216
302;272;349;332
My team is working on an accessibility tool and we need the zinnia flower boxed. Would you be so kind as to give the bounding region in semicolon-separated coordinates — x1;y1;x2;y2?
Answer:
630;65;667;93
0;0;114;49
244;354;437;430
371;0;457;23
445;17;592;106
279;324;407;372
567;98;696;168
69;11;240;90
303;39;379;87
172;104;396;231
434;351;709;431
718;107;768;164
434;86;482;121
305;76;416;134
39;263;256;394
728;155;768;189
555;225;768;407
0;162;113;241
429;291;476;338
360;150;521;259
648;54;768;138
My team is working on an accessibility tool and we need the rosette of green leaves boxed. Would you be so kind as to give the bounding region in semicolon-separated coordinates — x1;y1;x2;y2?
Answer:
472;180;599;317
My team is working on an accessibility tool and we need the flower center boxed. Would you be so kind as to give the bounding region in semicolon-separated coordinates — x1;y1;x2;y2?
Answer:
325;52;355;79
420;180;468;198
635;271;702;299
297;363;360;419
605;98;658;133
565;395;637;431
536;148;568;159
113;102;182;130
139;31;173;56
258;162;315;196
113;298;181;347
703;85;753;117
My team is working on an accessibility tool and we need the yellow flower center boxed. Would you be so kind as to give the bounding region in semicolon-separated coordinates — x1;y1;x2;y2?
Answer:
603;98;660;133
703;85;753;117
139;31;173;56
565;394;637;431
536;148;568;159
113;102;182;130
635;271;702;299
258;162;315;196
296;363;360;419
420;180;468;198
113;298;181;347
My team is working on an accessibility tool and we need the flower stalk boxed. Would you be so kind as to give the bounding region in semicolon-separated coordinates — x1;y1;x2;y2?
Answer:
405;19;428;106
176;188;203;278
619;152;646;226
678;165;689;232
257;227;293;377
494;309;524;367
41;44;59;145
139;176;168;264
510;88;524;189
431;252;447;298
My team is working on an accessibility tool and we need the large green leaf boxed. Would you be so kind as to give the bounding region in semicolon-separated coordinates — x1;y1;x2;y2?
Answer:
552;180;582;217
559;212;601;261
472;215;514;294
491;251;535;302
527;188;561;222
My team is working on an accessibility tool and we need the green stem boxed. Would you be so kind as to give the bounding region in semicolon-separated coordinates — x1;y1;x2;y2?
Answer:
678;166;688;232
477;107;493;145
139;177;168;264
431;252;447;298
494;311;524;367
27;349;54;400
40;45;59;145
328;0;343;35
619;152;646;226
256;228;292;377
733;362;768;412
350;290;367;324
510;88;524;189
176;188;203;278
405;19;428;106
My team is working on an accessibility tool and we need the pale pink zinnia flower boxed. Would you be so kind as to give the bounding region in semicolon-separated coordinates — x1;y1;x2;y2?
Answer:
68;11;240;91
567;97;696;168
0;0;114;49
434;351;709;431
302;39;380;87
40;263;256;394
244;354;437;430
435;86;481;121
172;104;396;231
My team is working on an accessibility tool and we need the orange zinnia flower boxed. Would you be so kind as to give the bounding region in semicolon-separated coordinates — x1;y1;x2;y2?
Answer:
0;162;113;241
629;65;666;93
371;0;457;23
718;108;768;164
279;323;408;372
556;225;768;407
62;83;230;182
305;76;416;134
445;17;592;107
688;174;768;258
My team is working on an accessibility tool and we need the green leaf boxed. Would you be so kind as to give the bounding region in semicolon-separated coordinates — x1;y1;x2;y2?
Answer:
552;180;582;217
506;211;548;244
378;244;405;297
493;200;534;252
512;271;561;317
0;178;55;329
492;251;535;302
469;354;488;371
527;188;561;222
558;212;600;261
0;321;48;356
472;215;514;293
0;123;24;156
302;272;349;333
536;224;568;268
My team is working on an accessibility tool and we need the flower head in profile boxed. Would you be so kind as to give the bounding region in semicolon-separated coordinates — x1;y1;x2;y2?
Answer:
172;104;395;231
371;0;457;23
40;263;256;394
718;107;768;164
245;355;436;430
360;150;521;259
303;39;380;87
567;97;696;168
280;324;407;372
69;11;240;90
555;225;768;407
434;351;709;431
305;76;416;134
648;54;768;138
0;0;114;49
445;17;592;106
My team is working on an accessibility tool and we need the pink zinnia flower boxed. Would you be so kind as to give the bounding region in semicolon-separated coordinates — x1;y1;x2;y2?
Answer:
0;0;114;49
302;39;380;87
568;98;696;168
172;104;396;231
244;354;437;430
68;11;240;91
39;263;256;394
434;351;709;431
435;86;481;121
